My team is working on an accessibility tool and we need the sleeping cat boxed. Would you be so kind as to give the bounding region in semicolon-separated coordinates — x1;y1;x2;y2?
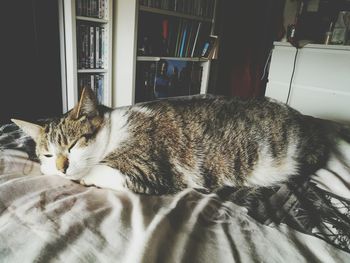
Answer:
11;88;350;194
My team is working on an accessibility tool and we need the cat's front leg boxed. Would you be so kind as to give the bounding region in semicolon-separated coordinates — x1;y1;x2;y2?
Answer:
79;164;127;191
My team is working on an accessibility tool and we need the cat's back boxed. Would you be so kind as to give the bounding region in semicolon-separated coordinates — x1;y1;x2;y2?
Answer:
106;96;329;192
132;95;301;127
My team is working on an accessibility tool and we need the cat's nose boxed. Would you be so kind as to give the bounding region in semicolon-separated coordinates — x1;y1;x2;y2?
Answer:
56;155;69;174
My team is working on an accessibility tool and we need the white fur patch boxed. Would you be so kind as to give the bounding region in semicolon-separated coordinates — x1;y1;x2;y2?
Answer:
245;143;299;187
173;160;203;188
79;164;126;191
131;106;153;116
104;109;130;156
39;142;60;176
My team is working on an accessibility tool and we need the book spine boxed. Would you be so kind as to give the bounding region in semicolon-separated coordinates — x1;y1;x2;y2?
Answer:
97;75;103;104
201;42;209;57
175;19;183;57
89;26;95;68
98;0;102;18
101;27;106;68
191;22;201;57
179;22;188;57
82;0;86;16
104;0;108;19
95;26;100;68
77;24;81;68
84;25;89;68
161;19;169;56
77;0;82;16
87;0;91;17
99;26;103;68
184;21;194;57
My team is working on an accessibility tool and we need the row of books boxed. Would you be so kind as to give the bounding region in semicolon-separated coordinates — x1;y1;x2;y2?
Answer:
139;0;215;18
135;60;202;103
76;0;108;19
78;74;104;104
77;23;107;69
138;16;211;58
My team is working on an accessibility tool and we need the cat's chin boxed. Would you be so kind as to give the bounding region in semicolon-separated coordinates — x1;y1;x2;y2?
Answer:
40;166;89;181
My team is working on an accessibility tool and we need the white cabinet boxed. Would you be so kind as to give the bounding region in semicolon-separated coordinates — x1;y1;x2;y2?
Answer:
266;42;350;123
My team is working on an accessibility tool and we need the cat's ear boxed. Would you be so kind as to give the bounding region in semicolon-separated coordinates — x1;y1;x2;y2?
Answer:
70;87;99;119
11;119;43;141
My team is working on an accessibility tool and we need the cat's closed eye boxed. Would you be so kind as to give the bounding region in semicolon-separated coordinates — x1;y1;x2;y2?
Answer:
68;135;91;152
68;139;79;152
44;154;53;158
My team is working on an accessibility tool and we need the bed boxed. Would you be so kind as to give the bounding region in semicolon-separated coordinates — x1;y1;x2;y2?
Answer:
0;120;350;262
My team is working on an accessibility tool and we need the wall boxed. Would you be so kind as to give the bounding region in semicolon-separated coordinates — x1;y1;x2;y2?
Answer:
1;0;62;124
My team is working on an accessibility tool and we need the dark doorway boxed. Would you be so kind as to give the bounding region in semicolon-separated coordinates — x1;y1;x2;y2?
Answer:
208;0;285;98
1;0;62;124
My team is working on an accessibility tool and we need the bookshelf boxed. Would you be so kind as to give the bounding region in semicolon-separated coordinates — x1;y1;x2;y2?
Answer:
60;0;218;110
59;0;113;112
113;0;218;107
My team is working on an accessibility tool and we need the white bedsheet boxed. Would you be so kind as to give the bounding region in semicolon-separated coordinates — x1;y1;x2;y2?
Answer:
1;150;349;262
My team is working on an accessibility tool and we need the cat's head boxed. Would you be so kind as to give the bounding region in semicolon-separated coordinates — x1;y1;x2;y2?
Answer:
12;88;105;180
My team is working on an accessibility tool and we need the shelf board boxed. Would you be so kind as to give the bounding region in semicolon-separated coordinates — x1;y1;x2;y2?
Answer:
273;41;350;51
137;56;209;62
78;69;108;73
139;6;213;22
76;16;108;24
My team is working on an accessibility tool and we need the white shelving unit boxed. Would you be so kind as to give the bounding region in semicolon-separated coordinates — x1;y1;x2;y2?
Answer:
113;0;218;107
137;56;209;62
59;0;113;112
60;0;218;110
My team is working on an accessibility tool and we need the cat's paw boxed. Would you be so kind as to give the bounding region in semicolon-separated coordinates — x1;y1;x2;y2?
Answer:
79;177;96;187
78;165;127;191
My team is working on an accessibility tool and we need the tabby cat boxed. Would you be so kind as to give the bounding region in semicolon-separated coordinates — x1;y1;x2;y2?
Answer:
12;88;349;194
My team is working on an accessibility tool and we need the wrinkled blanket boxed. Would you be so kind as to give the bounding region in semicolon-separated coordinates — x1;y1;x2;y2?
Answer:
1;124;350;263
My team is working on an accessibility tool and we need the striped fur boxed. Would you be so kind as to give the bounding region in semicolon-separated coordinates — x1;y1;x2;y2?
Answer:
12;88;349;194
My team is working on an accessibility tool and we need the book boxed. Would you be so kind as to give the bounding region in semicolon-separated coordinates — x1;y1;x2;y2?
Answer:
185;21;196;57
96;75;104;103
174;19;183;57
89;25;95;68
78;73;104;104
208;36;219;59
167;18;177;56
200;35;218;58
101;27;106;68
191;22;201;57
179;22;188;57
76;0;107;18
95;26;100;68
135;61;157;103
161;19;169;56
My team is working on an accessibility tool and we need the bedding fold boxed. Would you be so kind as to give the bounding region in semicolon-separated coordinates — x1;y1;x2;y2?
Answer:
1;149;350;262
